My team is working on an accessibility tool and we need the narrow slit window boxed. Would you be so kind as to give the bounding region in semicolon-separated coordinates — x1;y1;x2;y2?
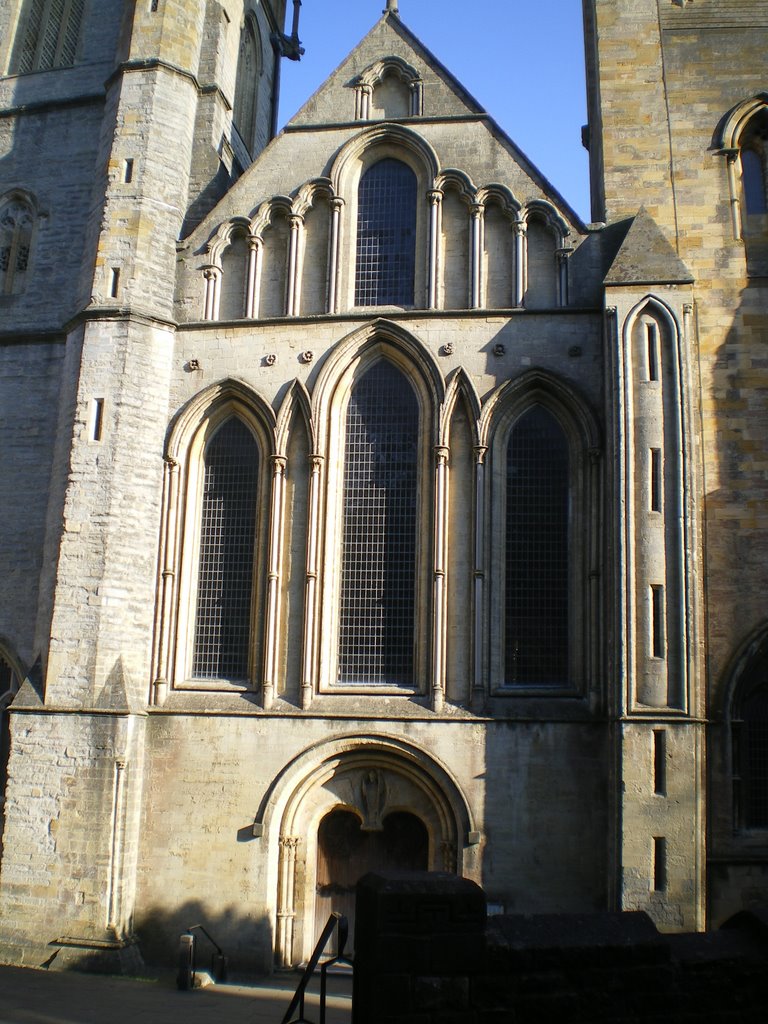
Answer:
109;267;120;298
123;159;134;184
646;321;660;381
650;448;662;512
651;585;665;659
653;729;667;796
91;398;104;442
653;836;667;891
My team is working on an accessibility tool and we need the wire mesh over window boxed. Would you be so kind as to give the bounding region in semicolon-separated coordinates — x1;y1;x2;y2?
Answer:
192;418;259;681
742;684;768;828
504;406;569;685
337;361;419;686
355;159;417;307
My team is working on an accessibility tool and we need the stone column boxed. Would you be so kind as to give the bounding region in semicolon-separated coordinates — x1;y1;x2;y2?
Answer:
513;221;526;307
263;456;286;710
432;446;449;712
328;198;344;314
245;235;262;318
276;836;301;969
471;446;487;709
151;455;179;707
470;203;484;309
286;215;304;317
301;455;324;709
427;190;442;310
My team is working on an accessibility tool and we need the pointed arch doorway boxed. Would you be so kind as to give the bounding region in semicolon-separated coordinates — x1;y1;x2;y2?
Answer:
267;737;477;968
314;808;428;951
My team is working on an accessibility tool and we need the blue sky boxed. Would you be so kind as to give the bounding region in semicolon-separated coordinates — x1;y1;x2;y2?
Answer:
277;1;591;222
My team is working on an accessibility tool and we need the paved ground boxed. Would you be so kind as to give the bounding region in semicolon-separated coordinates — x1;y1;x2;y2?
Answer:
0;964;352;1024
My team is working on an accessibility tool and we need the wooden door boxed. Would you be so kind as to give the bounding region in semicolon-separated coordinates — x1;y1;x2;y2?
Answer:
314;809;428;955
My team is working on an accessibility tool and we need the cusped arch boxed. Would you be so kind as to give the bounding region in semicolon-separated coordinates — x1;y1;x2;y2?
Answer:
291;178;335;219
330;123;440;196
166;378;277;463
206;216;251;266
479;368;600;451
249;195;294;239
435;169;477;205
357;56;422;89
522;200;570;243
311;319;445;451
713;93;768;151
476;183;521;218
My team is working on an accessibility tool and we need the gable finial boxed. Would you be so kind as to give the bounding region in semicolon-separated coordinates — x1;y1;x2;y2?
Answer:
384;0;400;15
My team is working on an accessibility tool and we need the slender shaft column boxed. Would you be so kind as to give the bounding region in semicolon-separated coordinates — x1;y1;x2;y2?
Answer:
276;836;301;969
471;446;488;709
432;446;449;712
246;235;261;318
211;266;222;321
725;151;742;239
557;245;573;307
203;267;217;320
427;190;443;310
287;214;303;317
513;221;526;308
107;759;127;931
263;456;287;710
301;455;323;709
327;198;344;314
587;446;601;693
152;456;179;706
470;203;484;309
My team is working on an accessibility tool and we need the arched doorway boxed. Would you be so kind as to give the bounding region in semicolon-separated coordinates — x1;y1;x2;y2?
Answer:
314;808;428;951
264;736;478;968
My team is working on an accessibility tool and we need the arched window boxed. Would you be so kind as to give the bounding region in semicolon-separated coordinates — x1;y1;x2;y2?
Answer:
0;195;34;296
742;147;768;216
504;406;570;686
337;360;419;686
355;159;417;307
732;641;768;830
191;417;260;682
233;15;262;154
0;649;22;860
14;0;85;74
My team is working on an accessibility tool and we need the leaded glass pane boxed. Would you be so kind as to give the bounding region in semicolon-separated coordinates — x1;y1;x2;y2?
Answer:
504;406;569;685
742;149;767;215
18;0;45;73
744;686;768;828
355;159;417;307
192;418;259;680
38;0;66;70
338;361;418;686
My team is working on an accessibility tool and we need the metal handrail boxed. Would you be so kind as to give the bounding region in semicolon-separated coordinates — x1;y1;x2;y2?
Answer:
177;923;228;990
280;912;353;1024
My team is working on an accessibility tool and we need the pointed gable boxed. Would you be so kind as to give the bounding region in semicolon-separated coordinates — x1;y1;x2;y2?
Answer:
604;207;693;286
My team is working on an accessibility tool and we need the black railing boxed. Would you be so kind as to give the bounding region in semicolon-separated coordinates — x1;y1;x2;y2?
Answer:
177;923;228;990
280;912;352;1024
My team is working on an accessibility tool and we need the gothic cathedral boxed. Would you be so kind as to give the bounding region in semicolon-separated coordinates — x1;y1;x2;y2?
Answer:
1;0;767;971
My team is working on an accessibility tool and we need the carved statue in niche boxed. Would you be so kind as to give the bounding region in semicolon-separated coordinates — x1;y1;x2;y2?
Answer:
359;769;388;831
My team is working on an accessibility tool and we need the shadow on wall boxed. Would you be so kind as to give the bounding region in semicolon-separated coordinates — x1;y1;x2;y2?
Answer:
135;901;274;976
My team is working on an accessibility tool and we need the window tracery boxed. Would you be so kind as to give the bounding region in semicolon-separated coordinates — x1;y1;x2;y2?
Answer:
13;0;85;74
0;195;34;296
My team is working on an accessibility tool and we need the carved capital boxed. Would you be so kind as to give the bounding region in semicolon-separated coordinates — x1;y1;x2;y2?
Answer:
473;445;488;465
428;189;444;206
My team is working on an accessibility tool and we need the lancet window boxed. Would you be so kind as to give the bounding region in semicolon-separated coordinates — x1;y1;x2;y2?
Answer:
0;195;34;296
355;159;417;307
14;0;85;74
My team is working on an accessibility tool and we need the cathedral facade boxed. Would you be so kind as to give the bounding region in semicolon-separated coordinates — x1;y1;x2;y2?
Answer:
0;0;767;972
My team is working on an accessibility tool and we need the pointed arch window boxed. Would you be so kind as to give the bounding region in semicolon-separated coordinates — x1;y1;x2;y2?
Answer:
13;0;85;74
233;15;262;154
355;159;417;307
0;195;34;296
337;360;419;686
742;147;767;216
504;406;570;686
191;417;260;681
732;642;768;831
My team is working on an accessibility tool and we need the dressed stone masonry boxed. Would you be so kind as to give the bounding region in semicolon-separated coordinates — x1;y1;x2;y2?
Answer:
0;0;766;972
